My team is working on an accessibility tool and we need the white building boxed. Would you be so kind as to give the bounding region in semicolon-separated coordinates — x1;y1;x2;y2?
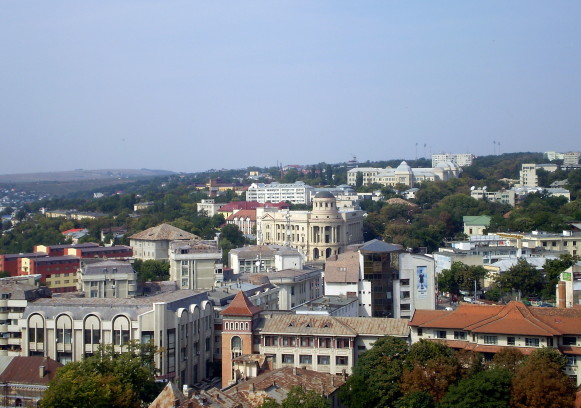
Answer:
256;192;364;261
168;240;223;290
324;240;436;318
564;152;581;165
347;161;460;188
197;199;227;217
431;153;475;167
229;245;304;275
78;260;138;298
130;223;200;261
246;182;315;205
21;291;214;387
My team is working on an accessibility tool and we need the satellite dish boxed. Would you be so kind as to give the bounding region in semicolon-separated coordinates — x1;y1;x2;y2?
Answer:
470;186;475;191
483;186;487;190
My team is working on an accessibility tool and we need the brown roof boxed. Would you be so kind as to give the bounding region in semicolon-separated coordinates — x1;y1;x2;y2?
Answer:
130;223;200;241
257;314;409;337
225;367;346;406
324;251;359;283
149;382;186;408
0;356;62;385
221;291;262;317
227;210;257;221
411;302;581;337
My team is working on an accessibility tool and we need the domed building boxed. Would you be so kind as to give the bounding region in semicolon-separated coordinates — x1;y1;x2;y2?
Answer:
256;192;364;261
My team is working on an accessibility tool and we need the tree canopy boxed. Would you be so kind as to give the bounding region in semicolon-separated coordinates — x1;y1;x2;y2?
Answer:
40;342;162;408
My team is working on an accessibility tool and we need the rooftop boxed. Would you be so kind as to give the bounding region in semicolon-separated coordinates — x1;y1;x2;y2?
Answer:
130;223;199;241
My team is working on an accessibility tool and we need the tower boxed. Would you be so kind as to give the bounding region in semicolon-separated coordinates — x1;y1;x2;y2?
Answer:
220;291;261;388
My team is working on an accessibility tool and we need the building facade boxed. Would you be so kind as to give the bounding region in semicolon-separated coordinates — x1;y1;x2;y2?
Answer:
130;223;200;261
168;240;223;290
246;182;315;205
220;292;409;388
256;192;364;261
78;260;138;298
21;290;214;387
347;161;460;188
409;301;581;385
431;153;475;167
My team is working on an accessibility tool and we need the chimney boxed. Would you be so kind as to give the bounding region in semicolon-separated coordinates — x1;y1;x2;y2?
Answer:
558;281;567;308
293;367;298;375
331;376;335;387
39;365;46;378
250;383;255;392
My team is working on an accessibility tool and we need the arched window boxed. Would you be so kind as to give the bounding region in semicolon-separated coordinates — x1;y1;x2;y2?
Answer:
112;315;130;346
231;336;242;358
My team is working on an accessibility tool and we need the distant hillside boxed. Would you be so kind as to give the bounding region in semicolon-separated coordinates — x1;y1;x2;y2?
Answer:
0;168;175;183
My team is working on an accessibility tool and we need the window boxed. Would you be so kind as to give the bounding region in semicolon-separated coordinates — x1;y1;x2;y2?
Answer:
525;337;539;347
484;336;498;345
454;331;466;340
282;336;296;347
336;356;348;366
84;328;101;345
435;330;446;339
299;355;312;365
282;354;294;364
417;328;423;336
400;279;410;286
336;338;350;348
300;337;314;347
317;355;330;365
566;356;577;366
265;336;278;346
319;338;332;348
563;336;577;346
507;336;515;346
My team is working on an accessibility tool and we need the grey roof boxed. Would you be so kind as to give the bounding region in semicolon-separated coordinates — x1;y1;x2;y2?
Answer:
314;191;335;199
83;260;135;275
23;290;210;320
359;239;404;254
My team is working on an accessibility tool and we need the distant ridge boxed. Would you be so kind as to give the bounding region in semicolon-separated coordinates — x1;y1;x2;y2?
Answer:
0;168;175;183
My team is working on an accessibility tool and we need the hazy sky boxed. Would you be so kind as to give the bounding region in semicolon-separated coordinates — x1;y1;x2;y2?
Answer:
1;1;579;174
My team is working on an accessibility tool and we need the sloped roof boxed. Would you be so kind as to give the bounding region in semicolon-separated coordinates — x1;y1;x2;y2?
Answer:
227;210;257;221
221;291;262;317
0;356;62;385
410;302;581;336
256;314;409;337
149;381;186;408
324;251;359;283
359;239;403;254
463;215;491;227
130;223;199;241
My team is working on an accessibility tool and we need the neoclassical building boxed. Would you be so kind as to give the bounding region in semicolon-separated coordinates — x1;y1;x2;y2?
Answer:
256;192;364;261
347;161;460;188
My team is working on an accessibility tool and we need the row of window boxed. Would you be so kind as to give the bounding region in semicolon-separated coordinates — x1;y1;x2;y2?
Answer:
277;354;348;366
421;329;578;348
263;335;351;348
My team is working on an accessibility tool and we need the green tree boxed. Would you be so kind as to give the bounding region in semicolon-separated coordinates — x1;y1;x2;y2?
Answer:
542;254;580;299
510;347;575;408
438;262;487;296
395;391;435;408
133;259;170;282
495;258;545;299
339;336;408;408
439;368;512;408
355;172;363;189
41;342;161;408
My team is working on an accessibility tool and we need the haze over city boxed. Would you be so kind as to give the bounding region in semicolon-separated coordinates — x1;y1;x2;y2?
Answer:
1;1;579;175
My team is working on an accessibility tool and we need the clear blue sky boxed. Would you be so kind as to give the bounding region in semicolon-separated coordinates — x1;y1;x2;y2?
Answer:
1;1;579;174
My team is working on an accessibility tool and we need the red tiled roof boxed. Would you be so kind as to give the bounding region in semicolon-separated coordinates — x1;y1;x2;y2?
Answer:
221;291;261;317
411;302;581;337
